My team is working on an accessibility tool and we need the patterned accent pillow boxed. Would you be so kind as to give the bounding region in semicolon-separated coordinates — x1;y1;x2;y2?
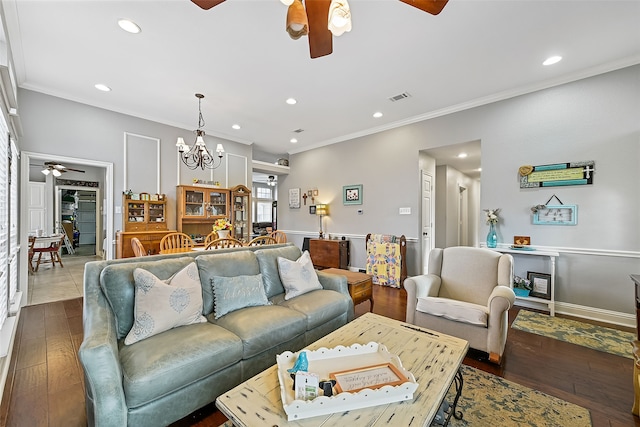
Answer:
211;274;271;319
277;251;323;300
124;262;206;345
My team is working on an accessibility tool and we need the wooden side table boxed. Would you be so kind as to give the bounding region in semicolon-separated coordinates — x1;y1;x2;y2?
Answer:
322;268;373;312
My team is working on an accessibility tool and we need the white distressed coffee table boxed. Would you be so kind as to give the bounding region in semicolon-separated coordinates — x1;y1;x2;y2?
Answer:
216;313;469;426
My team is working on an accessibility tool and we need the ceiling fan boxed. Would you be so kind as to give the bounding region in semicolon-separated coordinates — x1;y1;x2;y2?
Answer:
190;0;449;59
40;161;86;176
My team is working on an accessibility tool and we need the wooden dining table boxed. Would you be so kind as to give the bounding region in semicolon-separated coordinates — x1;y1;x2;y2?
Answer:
158;247;207;255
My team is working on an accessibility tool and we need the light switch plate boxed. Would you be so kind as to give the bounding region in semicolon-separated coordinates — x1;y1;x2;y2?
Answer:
399;207;411;215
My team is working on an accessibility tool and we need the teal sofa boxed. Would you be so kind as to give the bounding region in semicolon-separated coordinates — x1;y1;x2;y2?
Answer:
79;243;354;427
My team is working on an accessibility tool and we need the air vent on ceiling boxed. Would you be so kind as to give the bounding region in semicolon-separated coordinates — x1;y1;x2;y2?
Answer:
388;92;412;102
293;128;304;133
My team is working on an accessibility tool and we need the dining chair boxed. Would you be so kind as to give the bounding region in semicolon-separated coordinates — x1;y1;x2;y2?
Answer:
203;231;219;248
32;234;65;272
204;237;244;250
159;232;195;252
269;230;287;243
131;237;148;257
247;236;278;247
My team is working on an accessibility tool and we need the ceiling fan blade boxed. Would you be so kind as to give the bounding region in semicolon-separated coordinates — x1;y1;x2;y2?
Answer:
305;0;333;59
66;168;86;173
399;0;449;15
191;0;226;10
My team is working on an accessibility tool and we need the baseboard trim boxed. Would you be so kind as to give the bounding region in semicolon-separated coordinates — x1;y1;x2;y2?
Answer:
555;302;635;328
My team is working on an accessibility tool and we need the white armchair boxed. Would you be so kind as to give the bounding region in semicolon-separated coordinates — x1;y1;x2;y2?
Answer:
404;246;515;364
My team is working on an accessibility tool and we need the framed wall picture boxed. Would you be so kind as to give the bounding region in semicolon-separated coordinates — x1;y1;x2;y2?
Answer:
288;188;301;209
343;184;363;205
528;271;551;300
533;205;577;225
309;205;316;214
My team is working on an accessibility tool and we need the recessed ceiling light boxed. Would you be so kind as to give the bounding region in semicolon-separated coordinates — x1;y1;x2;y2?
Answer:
232;124;241;130
543;55;562;66
457;153;468;158
373;112;383;118
94;84;111;92
290;138;298;143
286;98;297;105
118;19;141;34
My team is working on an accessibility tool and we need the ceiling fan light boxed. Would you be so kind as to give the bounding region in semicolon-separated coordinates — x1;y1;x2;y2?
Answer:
41;169;50;176
52;169;62;177
328;0;352;36
280;0;294;5
286;0;308;40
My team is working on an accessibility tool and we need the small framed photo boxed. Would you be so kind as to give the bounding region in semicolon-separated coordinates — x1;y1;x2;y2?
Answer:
313;189;319;196
527;271;551;300
330;363;405;394
309;205;316;215
343;184;363;205
307;190;313;196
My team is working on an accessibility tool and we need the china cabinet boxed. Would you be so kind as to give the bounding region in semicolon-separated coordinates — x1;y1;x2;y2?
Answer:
176;185;231;243
123;196;167;232
230;185;251;243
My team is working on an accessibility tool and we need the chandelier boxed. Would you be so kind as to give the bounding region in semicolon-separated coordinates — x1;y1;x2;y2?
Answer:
176;93;225;170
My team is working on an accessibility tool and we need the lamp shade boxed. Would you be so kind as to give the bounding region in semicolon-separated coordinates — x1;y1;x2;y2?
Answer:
316;204;329;216
328;0;352;36
286;0;309;40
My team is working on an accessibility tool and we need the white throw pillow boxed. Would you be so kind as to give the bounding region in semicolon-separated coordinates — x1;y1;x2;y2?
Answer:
124;262;206;345
277;251;323;300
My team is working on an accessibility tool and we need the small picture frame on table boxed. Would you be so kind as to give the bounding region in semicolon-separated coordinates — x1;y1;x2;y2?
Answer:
527;271;551;300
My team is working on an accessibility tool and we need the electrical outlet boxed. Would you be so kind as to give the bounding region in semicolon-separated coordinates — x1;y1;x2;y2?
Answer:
399;207;411;215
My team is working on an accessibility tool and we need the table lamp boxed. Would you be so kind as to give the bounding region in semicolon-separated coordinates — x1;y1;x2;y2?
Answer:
315;204;329;239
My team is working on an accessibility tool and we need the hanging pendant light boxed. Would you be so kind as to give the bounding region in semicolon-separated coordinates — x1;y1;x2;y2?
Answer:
176;93;225;170
286;0;309;40
328;0;352;36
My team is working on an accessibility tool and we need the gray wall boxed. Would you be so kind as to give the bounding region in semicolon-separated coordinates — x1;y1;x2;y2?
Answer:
17;89;252;238
281;65;640;318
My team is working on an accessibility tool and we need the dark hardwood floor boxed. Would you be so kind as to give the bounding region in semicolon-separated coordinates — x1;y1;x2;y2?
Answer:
1;285;638;427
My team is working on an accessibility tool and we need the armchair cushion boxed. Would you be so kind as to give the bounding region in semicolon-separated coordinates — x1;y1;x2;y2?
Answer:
416;297;488;327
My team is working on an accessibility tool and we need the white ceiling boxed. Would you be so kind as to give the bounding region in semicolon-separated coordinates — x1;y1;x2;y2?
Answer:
3;0;639;168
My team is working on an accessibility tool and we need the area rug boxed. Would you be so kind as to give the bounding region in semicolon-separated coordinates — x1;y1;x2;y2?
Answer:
443;365;592;426
511;309;635;359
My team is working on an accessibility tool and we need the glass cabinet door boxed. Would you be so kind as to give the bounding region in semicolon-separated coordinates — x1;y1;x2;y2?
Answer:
126;201;145;225
185;190;205;217
208;191;227;217
148;202;166;224
231;185;251;243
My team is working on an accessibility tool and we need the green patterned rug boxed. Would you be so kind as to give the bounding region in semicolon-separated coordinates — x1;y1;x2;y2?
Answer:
444;365;591;426
511;309;635;359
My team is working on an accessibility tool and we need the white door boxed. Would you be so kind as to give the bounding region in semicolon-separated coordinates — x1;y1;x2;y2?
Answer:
421;171;434;273
28;182;46;233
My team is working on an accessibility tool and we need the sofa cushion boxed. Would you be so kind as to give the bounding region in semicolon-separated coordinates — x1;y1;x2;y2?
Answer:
255;245;303;298
416;297;488;326
212;274;271;319
277;289;351;331
124;263;207;345
196;250;261;316
212;305;306;359
119;322;243;409
277;251;322;300
100;257;196;339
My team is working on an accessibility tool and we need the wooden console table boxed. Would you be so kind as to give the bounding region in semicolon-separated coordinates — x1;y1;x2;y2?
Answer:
309;239;349;269
322;268;373;312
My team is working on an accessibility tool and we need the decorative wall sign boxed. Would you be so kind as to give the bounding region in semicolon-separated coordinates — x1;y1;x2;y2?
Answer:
288;188;301;209
343;184;363;205
533;205;577;225
519;160;595;188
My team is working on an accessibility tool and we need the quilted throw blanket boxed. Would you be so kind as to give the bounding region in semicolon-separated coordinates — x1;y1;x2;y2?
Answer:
366;234;402;288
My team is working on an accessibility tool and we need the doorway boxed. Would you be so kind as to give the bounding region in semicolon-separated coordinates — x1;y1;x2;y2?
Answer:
56;187;101;256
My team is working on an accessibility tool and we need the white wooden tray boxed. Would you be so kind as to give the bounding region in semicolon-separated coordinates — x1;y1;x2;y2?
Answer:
276;342;418;421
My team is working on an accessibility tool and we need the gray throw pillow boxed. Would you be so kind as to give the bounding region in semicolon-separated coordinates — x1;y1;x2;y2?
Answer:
211;274;271;319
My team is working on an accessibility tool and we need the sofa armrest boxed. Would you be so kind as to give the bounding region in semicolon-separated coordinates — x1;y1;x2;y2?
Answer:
403;274;442;324
316;270;354;321
79;262;127;427
487;285;515;314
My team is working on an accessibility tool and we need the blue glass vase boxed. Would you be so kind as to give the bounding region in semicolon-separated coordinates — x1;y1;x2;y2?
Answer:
486;223;498;248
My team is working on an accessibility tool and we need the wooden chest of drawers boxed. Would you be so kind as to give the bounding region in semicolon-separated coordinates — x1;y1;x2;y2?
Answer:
308;239;349;269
